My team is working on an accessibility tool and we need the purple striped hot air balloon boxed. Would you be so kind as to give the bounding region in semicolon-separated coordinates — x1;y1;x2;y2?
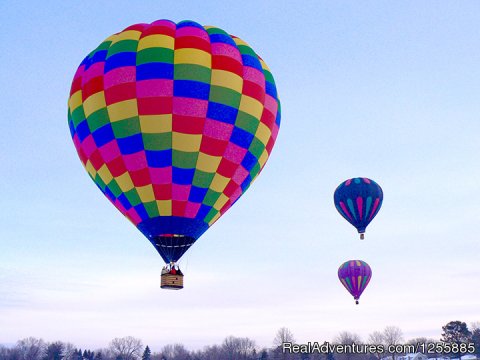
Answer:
338;260;372;305
334;177;383;239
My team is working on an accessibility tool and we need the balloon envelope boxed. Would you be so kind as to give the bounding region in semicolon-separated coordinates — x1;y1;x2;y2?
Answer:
68;20;281;263
334;177;383;236
338;260;372;303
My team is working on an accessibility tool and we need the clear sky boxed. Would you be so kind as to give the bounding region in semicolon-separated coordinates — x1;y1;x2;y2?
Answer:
1;0;479;352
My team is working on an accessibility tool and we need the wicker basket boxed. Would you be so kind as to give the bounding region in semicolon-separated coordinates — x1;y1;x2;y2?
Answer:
161;273;184;290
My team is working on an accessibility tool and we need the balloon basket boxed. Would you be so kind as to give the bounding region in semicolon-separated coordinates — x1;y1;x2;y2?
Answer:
161;273;184;290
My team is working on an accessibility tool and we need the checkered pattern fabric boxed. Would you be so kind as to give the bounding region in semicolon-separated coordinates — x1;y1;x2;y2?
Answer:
68;20;281;262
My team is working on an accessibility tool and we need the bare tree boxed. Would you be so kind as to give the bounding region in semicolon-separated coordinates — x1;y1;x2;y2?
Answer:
220;337;256;360
16;338;46;360
333;332;362;360
109;337;143;360
334;331;362;344
368;331;384;344
383;326;403;345
171;344;190;360
273;328;296;347
160;344;191;360
368;332;385;360
194;345;222;360
222;336;242;360
383;326;403;360
273;328;296;360
238;338;256;359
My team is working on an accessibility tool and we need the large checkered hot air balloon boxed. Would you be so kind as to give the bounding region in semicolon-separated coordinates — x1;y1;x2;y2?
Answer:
68;19;281;289
334;177;383;239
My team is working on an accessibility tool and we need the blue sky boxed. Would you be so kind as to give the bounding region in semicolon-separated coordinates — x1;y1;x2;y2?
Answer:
1;0;479;351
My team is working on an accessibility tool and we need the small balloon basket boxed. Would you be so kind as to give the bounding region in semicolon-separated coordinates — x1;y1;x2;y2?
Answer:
161;273;183;290
160;263;184;290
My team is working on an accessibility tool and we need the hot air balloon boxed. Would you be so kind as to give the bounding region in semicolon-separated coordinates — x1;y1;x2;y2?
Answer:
338;260;372;305
67;19;281;289
334;177;383;239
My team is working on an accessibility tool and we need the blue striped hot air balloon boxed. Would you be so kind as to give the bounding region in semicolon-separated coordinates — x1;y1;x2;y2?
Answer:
334;178;383;239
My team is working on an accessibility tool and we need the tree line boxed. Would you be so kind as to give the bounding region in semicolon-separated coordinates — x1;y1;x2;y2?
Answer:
0;321;478;360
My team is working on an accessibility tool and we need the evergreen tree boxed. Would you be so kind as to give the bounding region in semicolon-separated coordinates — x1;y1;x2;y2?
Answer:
300;353;310;360
471;328;480;356
441;321;472;358
43;343;64;360
441;321;471;344
141;347;151;360
260;350;269;360
76;350;82;360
